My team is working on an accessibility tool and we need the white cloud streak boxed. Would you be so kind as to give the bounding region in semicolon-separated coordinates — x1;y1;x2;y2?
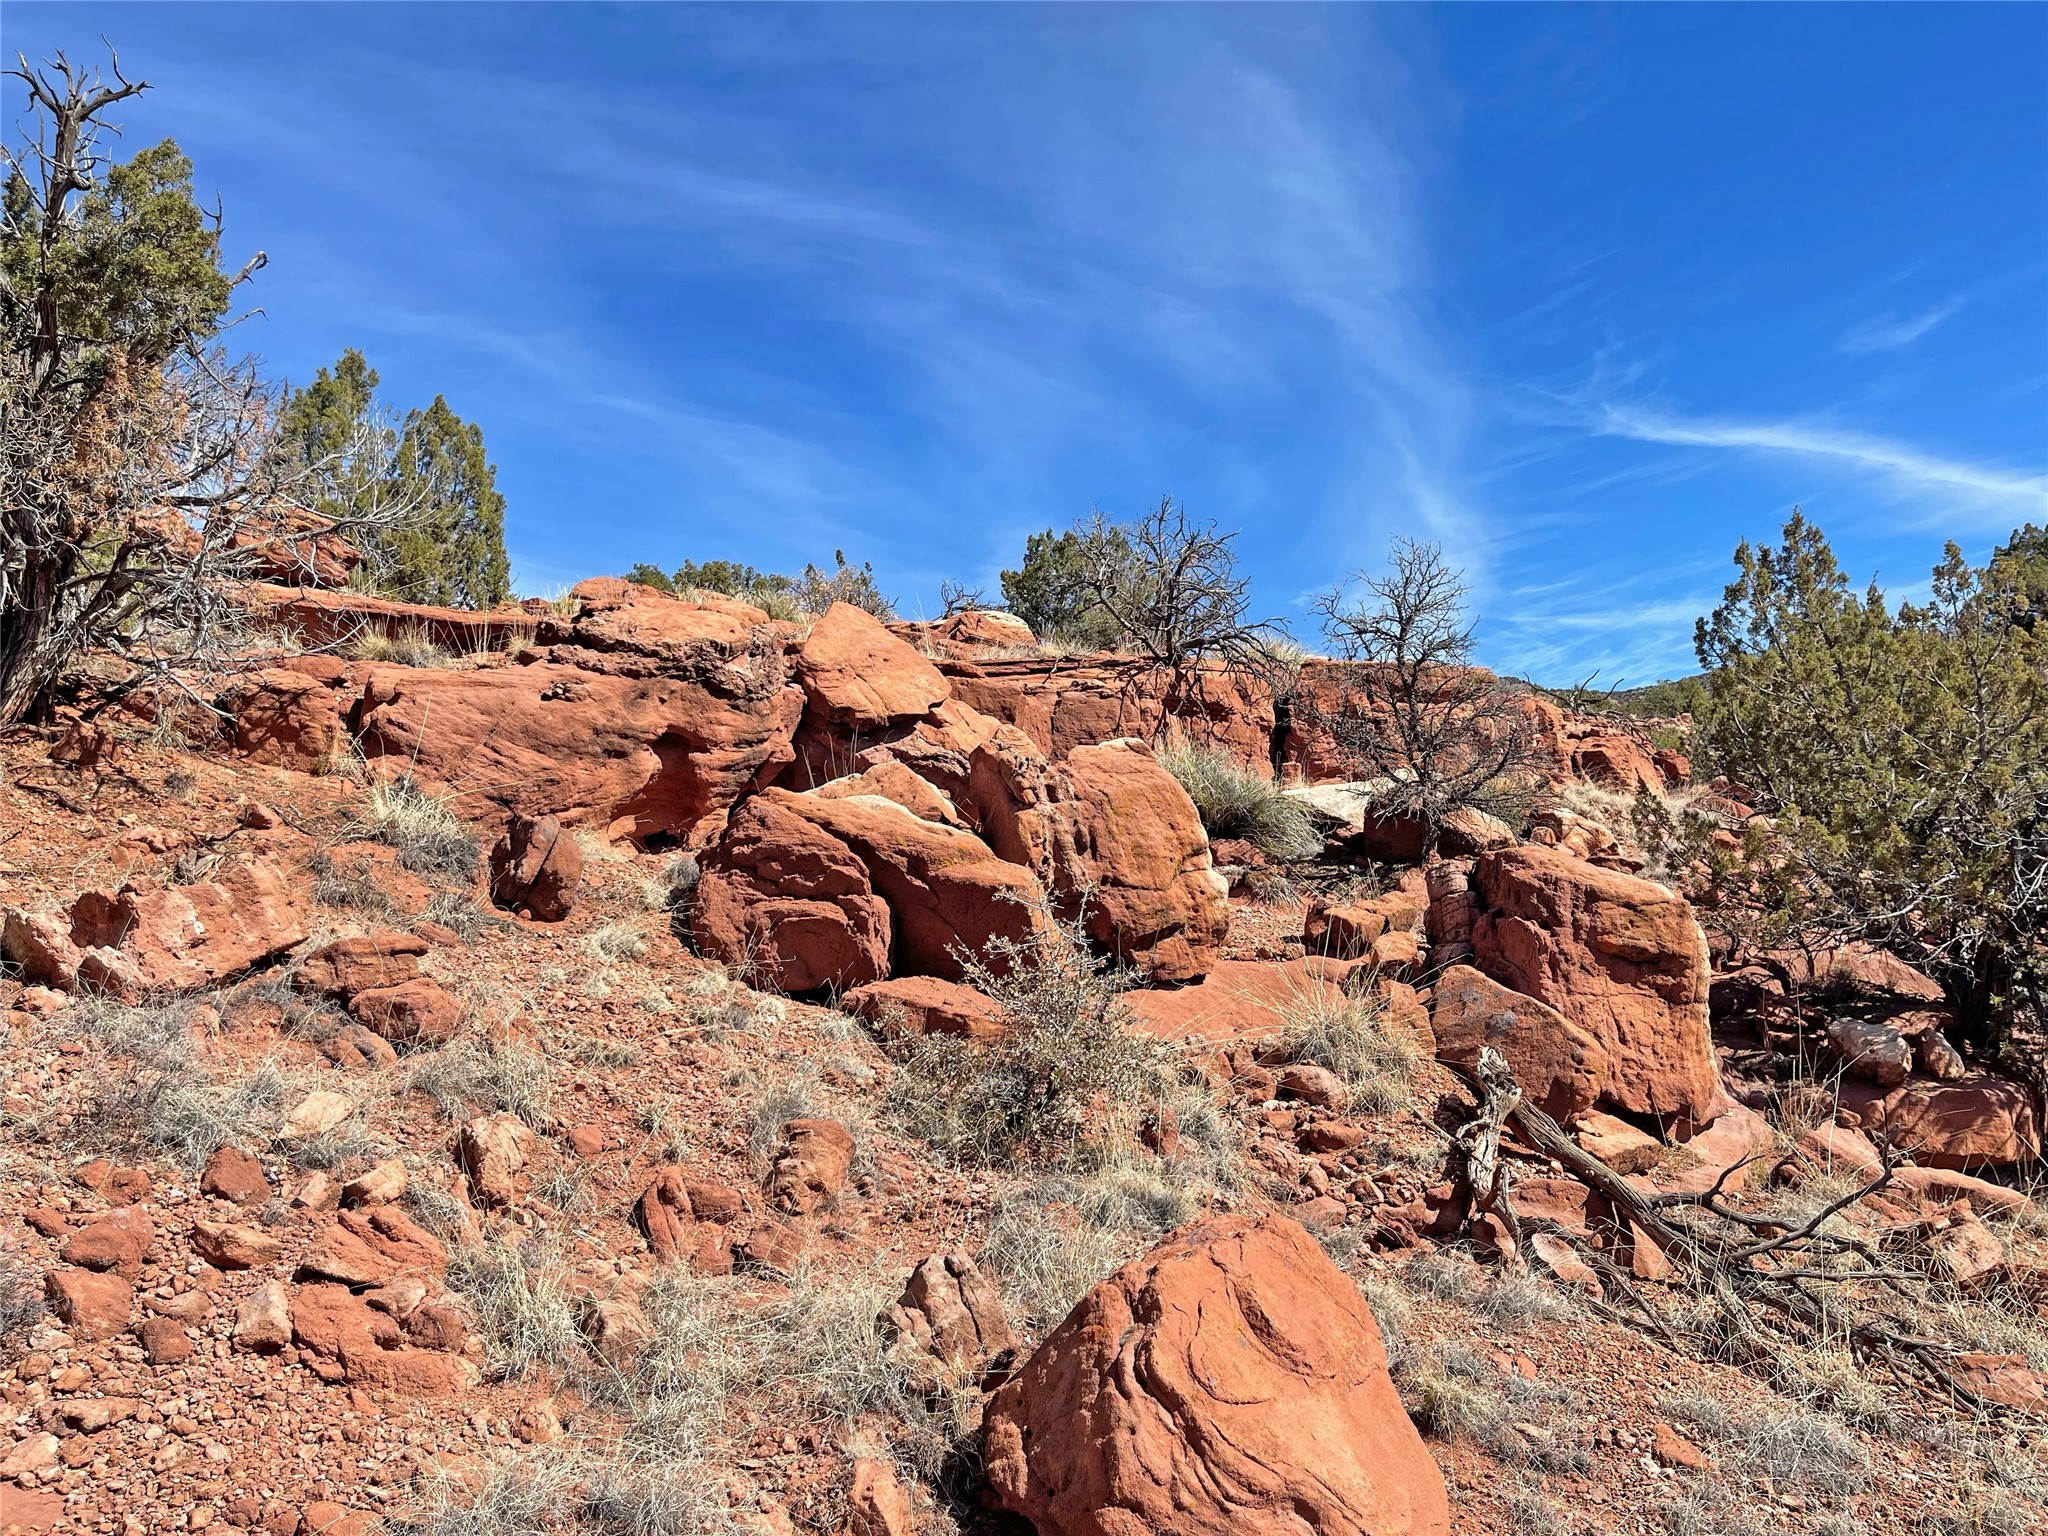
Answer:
1590;404;2048;512
1838;296;1966;353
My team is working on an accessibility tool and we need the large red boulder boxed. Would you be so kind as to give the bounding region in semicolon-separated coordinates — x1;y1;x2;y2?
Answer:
983;1213;1449;1536
1430;963;1610;1123
953;734;1228;983
4;860;308;1000
1471;844;1723;1121
774;789;1046;982
1039;740;1230;983
690;793;892;992
353;584;803;847
795;601;950;730
1868;1075;2042;1171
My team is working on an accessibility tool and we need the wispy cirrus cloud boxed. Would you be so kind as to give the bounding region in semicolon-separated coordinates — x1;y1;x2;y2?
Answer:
1587;403;2048;519
1838;295;1966;353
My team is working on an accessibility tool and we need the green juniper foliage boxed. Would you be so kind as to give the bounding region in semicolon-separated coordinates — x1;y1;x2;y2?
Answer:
280;358;511;609
1694;511;2048;1043
999;524;1135;648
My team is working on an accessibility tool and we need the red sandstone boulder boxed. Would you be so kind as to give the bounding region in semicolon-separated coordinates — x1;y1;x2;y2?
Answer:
795;601;950;730
690;793;894;993
892;608;1039;656
290;1283;473;1394
1305;892;1423;961
842;975;1006;1039
488;813;584;921
353;589;803;847
774;790;1046;982
298;1207;448;1288
815;760;964;827
1124;956;1368;1048
943;732;1228;982
44;1268;134;1340
1471;844;1723;1121
766;1117;856;1215
1874;1075;2041;1170
294;931;429;1001
1047;739;1229;983
983;1212;1449;1536
1430;963;1610;1123
3;860;308;1000
882;1249;1013;1374
635;1168;740;1274
224;666;350;772
349;978;462;1047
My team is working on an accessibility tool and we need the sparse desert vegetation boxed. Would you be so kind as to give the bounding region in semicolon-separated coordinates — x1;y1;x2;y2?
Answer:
0;25;2042;1536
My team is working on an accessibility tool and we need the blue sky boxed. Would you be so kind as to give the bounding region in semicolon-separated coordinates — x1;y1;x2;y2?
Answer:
10;4;2045;683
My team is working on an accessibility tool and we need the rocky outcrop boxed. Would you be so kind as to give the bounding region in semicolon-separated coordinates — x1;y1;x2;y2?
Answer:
733;789;1044;983
690;792;895;993
353;579;804;847
488;813;584;921
1430;963;1610;1123
1861;1076;2042;1171
947;655;1275;768
243;583;540;653
1471;844;1723;1121
224;657;355;772
796;602;950;731
983;1212;1449;1536
4;859;308;1000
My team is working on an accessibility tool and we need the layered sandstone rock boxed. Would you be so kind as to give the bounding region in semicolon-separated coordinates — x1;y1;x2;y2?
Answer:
983;1213;1449;1536
3;860;308;1000
353;580;803;847
947;654;1275;768
1471;844;1722;1121
1430;963;1610;1123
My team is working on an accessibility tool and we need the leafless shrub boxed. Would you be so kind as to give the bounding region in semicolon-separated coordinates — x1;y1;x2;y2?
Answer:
890;899;1174;1166
1074;497;1291;712
1308;538;1545;857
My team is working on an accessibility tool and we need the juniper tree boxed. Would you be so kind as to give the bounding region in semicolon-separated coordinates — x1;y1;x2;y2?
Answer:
0;49;418;723
1694;511;2048;1044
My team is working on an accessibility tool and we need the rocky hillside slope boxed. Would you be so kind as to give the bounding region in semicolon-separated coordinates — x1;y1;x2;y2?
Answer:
0;578;2040;1536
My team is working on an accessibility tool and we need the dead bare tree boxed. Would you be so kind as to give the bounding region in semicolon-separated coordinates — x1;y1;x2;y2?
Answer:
1446;1048;2002;1409
0;48;422;725
1308;538;1544;858
1074;496;1291;736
